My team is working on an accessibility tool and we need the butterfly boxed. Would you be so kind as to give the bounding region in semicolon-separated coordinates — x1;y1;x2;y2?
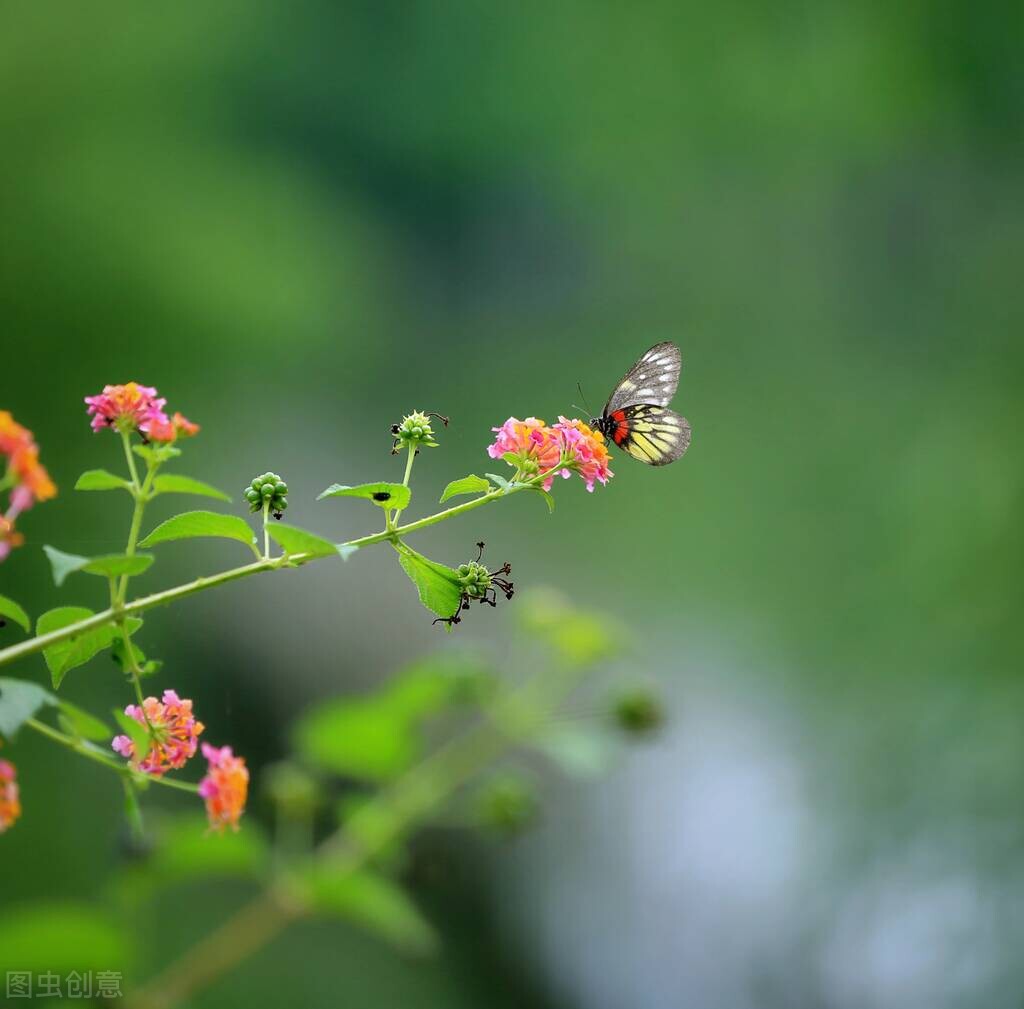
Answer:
591;342;692;466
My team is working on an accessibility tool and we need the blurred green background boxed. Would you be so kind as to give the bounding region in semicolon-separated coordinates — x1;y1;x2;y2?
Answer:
2;1;1023;1006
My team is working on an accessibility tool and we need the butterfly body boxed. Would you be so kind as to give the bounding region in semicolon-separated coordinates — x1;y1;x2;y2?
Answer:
591;342;691;466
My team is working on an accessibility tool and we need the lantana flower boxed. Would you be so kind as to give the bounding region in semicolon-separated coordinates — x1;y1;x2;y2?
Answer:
111;689;205;776
198;743;249;832
486;415;614;492
148;411;201;443
85;382;168;436
552;416;614;492
486;417;562;486
0;758;21;833
0;410;56;562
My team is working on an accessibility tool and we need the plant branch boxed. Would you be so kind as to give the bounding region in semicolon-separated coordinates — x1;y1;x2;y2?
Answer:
0;470;555;671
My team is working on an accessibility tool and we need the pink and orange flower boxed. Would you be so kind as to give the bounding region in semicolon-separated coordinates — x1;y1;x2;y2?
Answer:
486;415;613;492
553;416;614;492
85;382;168;436
0;759;21;833
111;689;205;776
0;410;56;562
198;743;249;832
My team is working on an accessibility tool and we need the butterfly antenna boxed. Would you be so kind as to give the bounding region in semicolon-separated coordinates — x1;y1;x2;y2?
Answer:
573;382;594;419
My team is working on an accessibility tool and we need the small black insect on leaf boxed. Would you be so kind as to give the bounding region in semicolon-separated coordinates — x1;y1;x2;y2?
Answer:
372;491;392;502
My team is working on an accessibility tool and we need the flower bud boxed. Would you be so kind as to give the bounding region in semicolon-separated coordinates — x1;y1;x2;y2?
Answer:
244;472;289;516
457;560;492;599
474;774;538;836
391;410;447;452
612;688;665;735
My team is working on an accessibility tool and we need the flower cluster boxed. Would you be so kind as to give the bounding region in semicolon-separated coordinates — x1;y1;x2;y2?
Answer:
85;383;198;443
0;411;56;562
111;689;205;776
391;410;447;453
487;416;613;492
0;758;21;833
198;743;249;832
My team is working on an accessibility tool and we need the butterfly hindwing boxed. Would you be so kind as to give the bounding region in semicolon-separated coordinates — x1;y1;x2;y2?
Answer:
606;404;691;466
604;341;681;414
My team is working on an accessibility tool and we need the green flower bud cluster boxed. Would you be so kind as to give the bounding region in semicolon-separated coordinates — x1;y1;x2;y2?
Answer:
613;689;665;735
244;472;288;519
475;775;538;836
391;410;443;451
456;560;492;599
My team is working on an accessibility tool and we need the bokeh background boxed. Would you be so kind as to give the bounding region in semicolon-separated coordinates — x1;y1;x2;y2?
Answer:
3;2;1023;1006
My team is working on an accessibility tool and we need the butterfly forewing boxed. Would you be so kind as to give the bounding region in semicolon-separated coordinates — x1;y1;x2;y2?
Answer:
604;341;681;413
608;404;691;466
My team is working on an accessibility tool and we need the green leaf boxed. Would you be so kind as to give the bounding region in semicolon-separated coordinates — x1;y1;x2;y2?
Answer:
56;700;112;742
151;474;231;502
439;474;492;503
74;469;131;492
0;902;130;973
395;544;462;619
42;545;90;587
527;485;556;513
304;868;438;956
42;547;154;585
293;658;483;782
267;523;340;560
485;472;512;492
317;482;411;510
140;510;256;551
134;442;181;464
294;697;420;781
81;553;155;579
109;632;159;677
0;594;30;634
113;707;151;763
149;814;269;882
0;677;55;738
536;725;620;778
36;607;136;689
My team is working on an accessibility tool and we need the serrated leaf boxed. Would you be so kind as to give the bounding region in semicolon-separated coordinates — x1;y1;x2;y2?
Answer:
42;545;90;587
267;523;339;560
0;594;31;634
317;482;411;510
37;607;128;689
0;677;55;738
304;868;438;956
113;707;151;763
57;700;112;741
74;469;131;492
151;474;231;502
395;545;462;619
485;472;512;491
139;511;257;552
439;475;492;503
81;553;155;579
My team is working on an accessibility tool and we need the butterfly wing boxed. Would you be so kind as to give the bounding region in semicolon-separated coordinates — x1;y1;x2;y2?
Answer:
604;404;691;466
604;341;682;414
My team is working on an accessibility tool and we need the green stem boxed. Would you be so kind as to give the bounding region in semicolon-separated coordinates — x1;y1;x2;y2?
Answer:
117;433;157;605
0;469;554;671
390;443;417;527
262;499;271;560
25;718;199;794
